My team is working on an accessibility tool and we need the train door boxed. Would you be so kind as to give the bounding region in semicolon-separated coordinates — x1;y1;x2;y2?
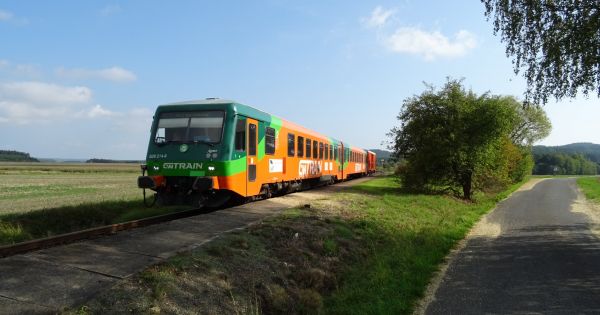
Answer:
246;118;261;196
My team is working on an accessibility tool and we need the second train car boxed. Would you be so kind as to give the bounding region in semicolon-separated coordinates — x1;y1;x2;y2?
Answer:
138;98;376;207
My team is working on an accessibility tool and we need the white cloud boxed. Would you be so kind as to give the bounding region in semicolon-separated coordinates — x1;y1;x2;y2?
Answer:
0;9;13;21
0;81;92;105
0;60;41;77
385;28;477;61
0;81;109;124
56;66;137;83
87;104;117;118
362;6;395;29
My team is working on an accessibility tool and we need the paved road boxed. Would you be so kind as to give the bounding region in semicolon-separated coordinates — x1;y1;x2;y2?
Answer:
0;177;373;314
425;178;600;314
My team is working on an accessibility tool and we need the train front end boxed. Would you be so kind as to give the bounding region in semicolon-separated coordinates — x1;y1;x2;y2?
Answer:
138;100;238;208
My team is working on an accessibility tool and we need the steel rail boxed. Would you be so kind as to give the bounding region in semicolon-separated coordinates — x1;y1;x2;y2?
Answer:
0;207;208;258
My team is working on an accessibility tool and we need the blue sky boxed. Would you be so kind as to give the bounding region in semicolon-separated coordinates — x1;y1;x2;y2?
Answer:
0;1;598;159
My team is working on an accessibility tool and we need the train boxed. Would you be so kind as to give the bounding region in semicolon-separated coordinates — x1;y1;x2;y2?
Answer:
138;98;376;208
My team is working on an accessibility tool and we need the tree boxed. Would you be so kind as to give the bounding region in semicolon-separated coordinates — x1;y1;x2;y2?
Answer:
389;80;514;199
503;96;551;145
482;0;600;104
389;79;551;199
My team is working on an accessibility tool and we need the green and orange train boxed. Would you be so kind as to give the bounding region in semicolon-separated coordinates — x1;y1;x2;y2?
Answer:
138;98;376;207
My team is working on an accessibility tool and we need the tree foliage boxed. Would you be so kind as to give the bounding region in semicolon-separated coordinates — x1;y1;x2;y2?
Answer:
0;150;39;162
482;0;600;104
389;79;550;199
533;152;598;175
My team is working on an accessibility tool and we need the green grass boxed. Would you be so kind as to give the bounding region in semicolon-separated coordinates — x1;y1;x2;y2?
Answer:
323;176;522;314
577;176;600;203
0;163;189;246
75;175;525;315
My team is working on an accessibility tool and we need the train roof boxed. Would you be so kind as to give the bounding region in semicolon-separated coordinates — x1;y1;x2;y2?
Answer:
162;98;236;106
157;99;371;150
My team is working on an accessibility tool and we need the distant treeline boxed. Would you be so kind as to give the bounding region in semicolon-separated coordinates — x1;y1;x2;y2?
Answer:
0;150;39;162
532;143;600;175
368;149;393;161
533;153;598;175
86;158;143;164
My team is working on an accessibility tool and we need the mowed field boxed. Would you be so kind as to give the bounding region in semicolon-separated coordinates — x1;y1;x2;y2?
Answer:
0;163;142;215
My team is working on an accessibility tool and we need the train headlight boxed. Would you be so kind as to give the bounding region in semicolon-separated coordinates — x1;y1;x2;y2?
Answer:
208;166;216;171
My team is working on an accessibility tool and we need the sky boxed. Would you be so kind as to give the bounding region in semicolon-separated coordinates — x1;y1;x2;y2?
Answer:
0;1;598;160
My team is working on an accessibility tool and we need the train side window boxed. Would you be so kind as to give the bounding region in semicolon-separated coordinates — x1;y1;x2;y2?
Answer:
330;146;333;161
265;127;276;155
249;123;257;156
288;133;295;157
313;140;318;158
319;142;324;159
334;145;337;161
306;139;311;158
234;118;245;152
324;144;328;160
298;136;304;157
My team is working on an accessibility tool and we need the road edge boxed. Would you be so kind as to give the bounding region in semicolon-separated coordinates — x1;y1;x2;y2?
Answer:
411;178;547;315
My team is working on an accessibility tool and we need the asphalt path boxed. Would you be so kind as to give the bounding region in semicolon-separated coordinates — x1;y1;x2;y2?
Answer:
425;178;600;314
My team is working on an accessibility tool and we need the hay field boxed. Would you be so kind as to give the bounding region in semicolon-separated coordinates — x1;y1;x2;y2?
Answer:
0;163;142;215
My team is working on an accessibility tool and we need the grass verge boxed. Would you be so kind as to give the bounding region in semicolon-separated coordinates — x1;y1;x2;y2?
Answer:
74;176;524;315
0;200;187;245
576;176;600;203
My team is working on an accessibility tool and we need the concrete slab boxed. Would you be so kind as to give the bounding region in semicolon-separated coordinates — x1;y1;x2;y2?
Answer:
27;242;163;279
0;296;53;315
89;228;213;259
0;256;116;309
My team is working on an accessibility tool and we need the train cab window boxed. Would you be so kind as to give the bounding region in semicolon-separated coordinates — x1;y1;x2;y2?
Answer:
313;140;318;159
155;111;224;144
324;144;329;160
334;145;338;161
298;136;304;157
234;118;245;152
330;146;333;161
249;124;257;156
288;133;295;157
265;127;276;155
306;138;311;158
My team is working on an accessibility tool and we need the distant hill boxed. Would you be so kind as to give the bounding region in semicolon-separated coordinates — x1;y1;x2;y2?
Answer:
368;149;393;161
532;143;600;175
533;143;600;164
0;150;39;162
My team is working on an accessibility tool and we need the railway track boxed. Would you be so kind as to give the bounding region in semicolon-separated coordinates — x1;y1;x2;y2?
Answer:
0;207;209;258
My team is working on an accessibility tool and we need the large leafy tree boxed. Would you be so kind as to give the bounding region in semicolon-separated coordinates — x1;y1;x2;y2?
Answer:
389;79;551;199
503;96;552;145
482;0;600;104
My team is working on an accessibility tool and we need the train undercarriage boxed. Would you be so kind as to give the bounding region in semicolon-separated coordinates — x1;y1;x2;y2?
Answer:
138;173;343;209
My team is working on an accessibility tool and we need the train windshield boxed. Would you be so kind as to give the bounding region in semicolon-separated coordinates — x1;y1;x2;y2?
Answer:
154;111;225;144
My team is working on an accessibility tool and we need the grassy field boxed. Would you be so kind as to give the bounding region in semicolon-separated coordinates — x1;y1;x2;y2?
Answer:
0;163;188;245
577;176;600;202
0;163;141;215
76;176;524;315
